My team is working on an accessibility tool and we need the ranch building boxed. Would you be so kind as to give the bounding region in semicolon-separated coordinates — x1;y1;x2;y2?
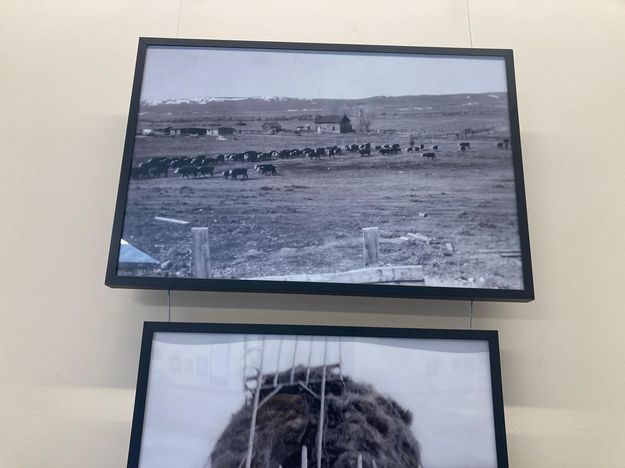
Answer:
314;114;352;134
180;127;207;136
143;127;181;136
207;127;235;136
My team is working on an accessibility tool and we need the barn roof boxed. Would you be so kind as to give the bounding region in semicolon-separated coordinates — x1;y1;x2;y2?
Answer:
314;114;350;124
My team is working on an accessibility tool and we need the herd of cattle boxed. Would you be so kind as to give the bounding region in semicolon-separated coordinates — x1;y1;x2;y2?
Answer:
130;139;508;180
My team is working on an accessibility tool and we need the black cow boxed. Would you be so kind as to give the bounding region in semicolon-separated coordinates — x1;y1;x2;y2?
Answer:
191;156;206;166
497;142;505;150
176;166;199;178
198;166;214;178
136;158;170;178
380;144;401;155
431;145;438;150
255;164;277;175
170;157;190;169
324;146;340;158
422;152;436;160
359;143;371;157
224;168;248;180
503;138;510;149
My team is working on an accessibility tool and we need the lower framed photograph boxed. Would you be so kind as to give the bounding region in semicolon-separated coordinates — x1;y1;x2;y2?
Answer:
128;322;508;468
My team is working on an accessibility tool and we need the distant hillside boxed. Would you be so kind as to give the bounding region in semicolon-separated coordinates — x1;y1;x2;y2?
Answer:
139;93;508;115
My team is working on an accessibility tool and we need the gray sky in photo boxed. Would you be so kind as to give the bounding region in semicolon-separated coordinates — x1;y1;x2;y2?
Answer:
140;46;508;102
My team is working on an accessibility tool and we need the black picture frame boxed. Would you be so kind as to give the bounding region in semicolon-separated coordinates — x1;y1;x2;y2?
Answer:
128;322;509;468
106;37;534;302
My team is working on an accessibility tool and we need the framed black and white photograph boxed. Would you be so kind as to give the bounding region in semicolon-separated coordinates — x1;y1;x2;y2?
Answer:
106;38;533;301
128;322;508;468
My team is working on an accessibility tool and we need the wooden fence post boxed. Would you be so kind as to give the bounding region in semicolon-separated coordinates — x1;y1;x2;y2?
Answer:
362;227;380;267
316;339;328;468
301;446;308;468
191;227;211;278
357;453;363;468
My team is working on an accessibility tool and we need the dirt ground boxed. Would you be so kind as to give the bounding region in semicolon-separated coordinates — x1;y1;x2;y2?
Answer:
119;136;523;290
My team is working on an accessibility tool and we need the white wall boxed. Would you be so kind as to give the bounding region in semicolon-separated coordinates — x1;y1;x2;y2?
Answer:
1;1;624;466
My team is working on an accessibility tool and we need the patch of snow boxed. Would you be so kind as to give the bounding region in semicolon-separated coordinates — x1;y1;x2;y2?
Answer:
143;95;299;105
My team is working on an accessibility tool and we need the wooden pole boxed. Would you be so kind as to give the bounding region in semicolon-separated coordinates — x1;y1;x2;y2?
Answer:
290;336;299;384
338;337;343;381
245;338;265;468
243;336;249;402
305;339;313;386
362;227;380;267
316;338;328;468
191;227;211;278
357;454;363;468
301;446;308;468
274;336;283;386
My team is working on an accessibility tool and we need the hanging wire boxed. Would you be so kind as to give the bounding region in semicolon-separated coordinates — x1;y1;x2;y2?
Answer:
466;0;474;48
175;0;183;38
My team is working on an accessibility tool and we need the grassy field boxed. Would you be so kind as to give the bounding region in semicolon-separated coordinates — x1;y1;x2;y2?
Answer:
119;136;523;290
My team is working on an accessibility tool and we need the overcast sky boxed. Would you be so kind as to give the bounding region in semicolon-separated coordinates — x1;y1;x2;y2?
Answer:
139;45;508;102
